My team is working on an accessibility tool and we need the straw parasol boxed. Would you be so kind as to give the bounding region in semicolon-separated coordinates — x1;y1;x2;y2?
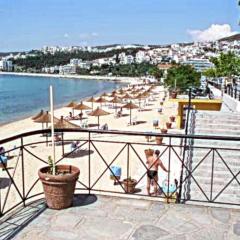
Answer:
32;109;44;120
74;101;91;114
54;116;80;129
86;96;96;110
88;107;110;129
122;101;139;125
100;92;108;97
118;88;124;94
109;97;122;112
65;101;78;116
95;96;107;107
122;93;133;100
109;92;117;97
34;111;59;127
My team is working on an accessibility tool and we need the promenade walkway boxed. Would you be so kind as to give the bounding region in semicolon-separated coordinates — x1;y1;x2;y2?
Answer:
2;195;239;240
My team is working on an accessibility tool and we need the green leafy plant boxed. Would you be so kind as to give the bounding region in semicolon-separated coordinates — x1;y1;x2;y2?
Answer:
48;156;56;175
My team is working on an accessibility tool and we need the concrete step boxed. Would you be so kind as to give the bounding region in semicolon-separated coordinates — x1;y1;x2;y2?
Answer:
194;123;240;130
190;162;239;173
195;119;240;126
192;140;240;148
192;151;240;160
185;175;240;186
196;112;240;120
194;128;240;136
188;191;240;204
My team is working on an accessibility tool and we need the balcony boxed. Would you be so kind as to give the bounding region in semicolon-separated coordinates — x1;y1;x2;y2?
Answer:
0;128;240;239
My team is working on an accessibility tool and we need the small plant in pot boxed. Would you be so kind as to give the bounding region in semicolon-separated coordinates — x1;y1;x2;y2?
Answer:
166;122;172;129
169;116;175;122
155;136;163;145
123;177;137;193
38;156;80;210
161;128;168;134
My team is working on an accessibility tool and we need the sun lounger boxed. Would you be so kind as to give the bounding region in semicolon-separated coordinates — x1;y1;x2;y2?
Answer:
132;116;138;125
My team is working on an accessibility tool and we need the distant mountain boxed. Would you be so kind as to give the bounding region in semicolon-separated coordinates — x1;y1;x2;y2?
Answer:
219;34;240;42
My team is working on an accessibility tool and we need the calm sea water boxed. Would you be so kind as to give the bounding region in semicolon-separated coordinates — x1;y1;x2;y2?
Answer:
0;74;123;125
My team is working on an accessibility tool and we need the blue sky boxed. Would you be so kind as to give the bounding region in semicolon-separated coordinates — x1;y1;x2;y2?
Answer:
0;0;238;51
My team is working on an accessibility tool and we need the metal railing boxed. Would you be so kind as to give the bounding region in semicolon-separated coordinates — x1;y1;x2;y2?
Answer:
0;128;240;218
208;80;240;101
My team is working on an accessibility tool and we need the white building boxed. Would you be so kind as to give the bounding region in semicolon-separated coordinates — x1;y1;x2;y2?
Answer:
0;59;13;71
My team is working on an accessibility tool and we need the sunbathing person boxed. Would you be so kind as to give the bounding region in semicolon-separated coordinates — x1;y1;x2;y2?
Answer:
146;150;168;196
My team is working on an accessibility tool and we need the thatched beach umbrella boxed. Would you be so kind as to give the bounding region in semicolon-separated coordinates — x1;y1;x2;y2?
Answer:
34;111;59;145
88;107;110;129
32;109;44;120
74;101;91;123
118;88;124;95
100;92;108;97
65;101;78;117
32;109;44;131
52;116;80;155
109;92;117;97
109;97;122;112
122;101;139;125
74;101;91;114
95;97;107;108
34;111;58;126
86;96;96;110
122;93;133;100
54;116;80;129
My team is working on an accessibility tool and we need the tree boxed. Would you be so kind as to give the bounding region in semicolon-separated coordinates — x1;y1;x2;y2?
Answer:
203;68;217;78
165;64;201;92
209;52;240;77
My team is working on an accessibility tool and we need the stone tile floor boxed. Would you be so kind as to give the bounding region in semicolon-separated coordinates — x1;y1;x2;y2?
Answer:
0;194;240;240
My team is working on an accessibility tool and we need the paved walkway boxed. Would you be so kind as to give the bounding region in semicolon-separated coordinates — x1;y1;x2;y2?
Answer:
2;195;240;240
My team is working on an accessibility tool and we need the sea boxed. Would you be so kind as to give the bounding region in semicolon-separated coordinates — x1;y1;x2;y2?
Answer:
0;74;124;125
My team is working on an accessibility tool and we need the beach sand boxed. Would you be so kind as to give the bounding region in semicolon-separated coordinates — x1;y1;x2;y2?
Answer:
0;85;184;212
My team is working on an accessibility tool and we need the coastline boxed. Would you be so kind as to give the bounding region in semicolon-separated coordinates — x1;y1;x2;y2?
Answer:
0;71;141;84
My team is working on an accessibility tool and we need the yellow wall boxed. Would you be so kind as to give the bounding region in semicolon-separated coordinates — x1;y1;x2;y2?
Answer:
168;99;222;128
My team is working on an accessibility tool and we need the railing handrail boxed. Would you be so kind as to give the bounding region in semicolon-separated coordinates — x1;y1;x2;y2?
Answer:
1;128;240;145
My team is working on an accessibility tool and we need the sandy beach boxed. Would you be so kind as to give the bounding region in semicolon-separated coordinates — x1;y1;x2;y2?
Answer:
0;85;184;212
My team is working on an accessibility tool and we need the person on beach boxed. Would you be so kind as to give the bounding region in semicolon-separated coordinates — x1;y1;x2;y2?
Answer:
146;150;168;196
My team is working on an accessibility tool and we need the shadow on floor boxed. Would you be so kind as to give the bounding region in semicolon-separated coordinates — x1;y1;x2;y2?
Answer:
72;194;98;207
64;149;94;158
0;178;11;189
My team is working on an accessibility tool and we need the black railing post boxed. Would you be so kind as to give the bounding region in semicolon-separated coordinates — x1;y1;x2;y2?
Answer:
234;88;237;99
178;88;192;202
88;132;91;194
21;137;26;206
61;132;64;156
167;137;171;203
127;143;130;193
210;149;215;202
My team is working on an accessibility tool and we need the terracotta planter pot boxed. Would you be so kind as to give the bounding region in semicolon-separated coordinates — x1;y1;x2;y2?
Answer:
161;128;168;134
170;116;175;122
144;149;154;158
123;179;137;193
38;165;80;209
170;91;177;99
166;122;172;129
155;136;163;145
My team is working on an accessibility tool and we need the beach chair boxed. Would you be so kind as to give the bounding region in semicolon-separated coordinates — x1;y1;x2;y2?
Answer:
132;116;138;125
81;120;88;128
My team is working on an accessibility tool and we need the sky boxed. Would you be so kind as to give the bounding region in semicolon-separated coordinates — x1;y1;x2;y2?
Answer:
0;0;239;52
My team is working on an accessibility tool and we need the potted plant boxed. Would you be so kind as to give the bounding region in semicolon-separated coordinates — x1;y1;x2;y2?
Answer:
123;177;137;193
38;156;80;209
169;116;175;122
166;122;172;129
155;136;163;145
161;128;168;134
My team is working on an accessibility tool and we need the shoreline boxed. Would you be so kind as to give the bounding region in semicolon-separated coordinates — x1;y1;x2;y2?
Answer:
0;82;126;128
0;71;141;84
